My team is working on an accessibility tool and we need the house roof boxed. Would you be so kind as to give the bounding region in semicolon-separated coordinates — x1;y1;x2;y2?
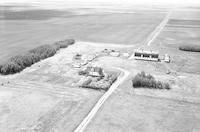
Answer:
87;66;102;73
135;49;159;55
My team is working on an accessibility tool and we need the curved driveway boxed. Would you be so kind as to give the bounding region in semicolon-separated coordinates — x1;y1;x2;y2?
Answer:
74;67;130;132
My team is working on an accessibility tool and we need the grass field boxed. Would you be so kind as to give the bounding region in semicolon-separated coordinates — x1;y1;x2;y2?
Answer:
150;10;200;74
0;43;106;131
1;5;200;132
85;64;200;132
0;6;165;62
170;10;200;20
86;79;200;132
0;84;103;132
84;9;200;132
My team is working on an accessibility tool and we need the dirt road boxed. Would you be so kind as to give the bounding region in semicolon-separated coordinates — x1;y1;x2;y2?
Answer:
145;10;172;46
74;67;130;132
129;11;172;59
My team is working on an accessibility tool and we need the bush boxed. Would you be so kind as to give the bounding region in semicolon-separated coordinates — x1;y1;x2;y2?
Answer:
132;71;170;90
80;72;119;91
78;70;87;75
29;45;58;59
107;72;119;82
54;39;75;48
179;45;200;52
0;61;22;75
0;39;75;75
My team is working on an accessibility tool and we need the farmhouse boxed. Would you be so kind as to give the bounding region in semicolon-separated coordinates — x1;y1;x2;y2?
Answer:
134;49;159;61
86;66;104;77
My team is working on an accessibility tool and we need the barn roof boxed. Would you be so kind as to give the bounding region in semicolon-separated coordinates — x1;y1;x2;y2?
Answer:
135;49;159;55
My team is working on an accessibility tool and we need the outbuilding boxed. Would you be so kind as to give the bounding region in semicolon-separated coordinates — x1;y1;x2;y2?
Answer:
164;54;170;63
134;49;159;61
85;66;104;77
110;50;120;57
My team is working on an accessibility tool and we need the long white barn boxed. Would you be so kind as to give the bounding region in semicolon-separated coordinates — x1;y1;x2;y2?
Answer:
134;49;159;61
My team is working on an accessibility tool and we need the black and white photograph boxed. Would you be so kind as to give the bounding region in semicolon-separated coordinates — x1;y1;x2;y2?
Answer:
0;0;200;131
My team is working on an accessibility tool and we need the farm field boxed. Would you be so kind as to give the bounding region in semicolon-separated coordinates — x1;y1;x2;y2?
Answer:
84;52;200;132
86;79;200;132
84;9;200;132
85;52;200;132
0;6;165;63
0;88;103;132
0;41;138;131
1;4;200;132
0;42;109;132
150;10;200;74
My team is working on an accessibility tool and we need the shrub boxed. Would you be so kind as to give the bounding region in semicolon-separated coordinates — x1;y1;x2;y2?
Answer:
108;72;119;82
132;71;170;90
80;72;119;91
179;45;200;52
29;45;57;59
81;78;92;86
162;82;170;90
25;53;41;63
54;39;75;48
78;70;87;75
0;39;75;75
0;61;22;75
9;53;40;68
10;55;26;69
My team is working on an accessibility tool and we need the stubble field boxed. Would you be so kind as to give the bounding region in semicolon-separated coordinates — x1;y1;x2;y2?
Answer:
0;42;108;132
1;5;200;132
0;6;165;62
85;9;200;132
